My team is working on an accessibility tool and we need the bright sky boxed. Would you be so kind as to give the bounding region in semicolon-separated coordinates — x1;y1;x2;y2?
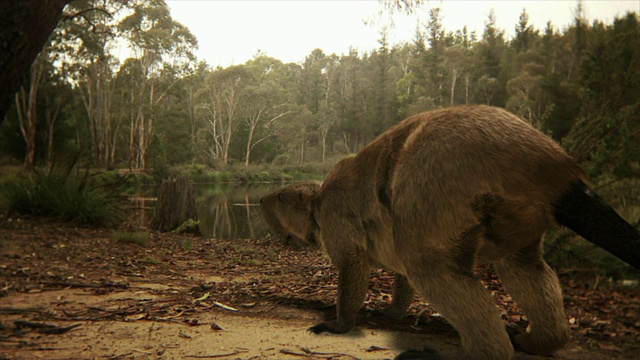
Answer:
166;0;640;68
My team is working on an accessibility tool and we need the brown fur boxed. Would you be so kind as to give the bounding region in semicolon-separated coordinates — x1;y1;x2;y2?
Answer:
260;105;583;359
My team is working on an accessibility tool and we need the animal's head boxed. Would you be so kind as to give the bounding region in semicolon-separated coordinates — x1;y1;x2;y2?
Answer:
260;181;321;245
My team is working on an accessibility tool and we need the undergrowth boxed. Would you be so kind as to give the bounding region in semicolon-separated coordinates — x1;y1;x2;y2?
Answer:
112;231;150;246
1;166;125;226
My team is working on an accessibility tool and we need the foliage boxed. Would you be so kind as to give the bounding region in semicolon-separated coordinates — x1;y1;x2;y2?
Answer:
0;167;124;226
112;231;150;246
183;164;325;184
544;177;640;278
173;218;200;235
0;1;639;273
4;3;637;181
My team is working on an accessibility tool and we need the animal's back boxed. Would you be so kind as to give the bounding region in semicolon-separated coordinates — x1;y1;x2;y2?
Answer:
387;105;584;251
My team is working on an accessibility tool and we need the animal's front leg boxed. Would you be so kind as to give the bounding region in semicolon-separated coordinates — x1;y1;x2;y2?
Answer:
309;251;369;334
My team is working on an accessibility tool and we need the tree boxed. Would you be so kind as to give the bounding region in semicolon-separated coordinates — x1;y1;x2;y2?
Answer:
242;57;292;166
51;0;133;169
333;50;365;152
316;103;335;162
474;10;507;106
444;44;465;105
118;0;197;170
564;13;640;178
14;53;46;170
181;61;208;157
198;65;246;165
300;49;328;114
512;9;538;53
0;0;71;124
424;8;447;106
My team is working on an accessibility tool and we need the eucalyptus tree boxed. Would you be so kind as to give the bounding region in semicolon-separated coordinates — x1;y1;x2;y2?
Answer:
300;49;328;115
332;49;366;152
197;65;247;165
506;9;547;127
11;0;129;169
0;0;71;123
423;8;447;107
50;0;131;169
468;10;508;106
564;12;640;178
14;51;46;170
118;0;197;170
242;56;294;166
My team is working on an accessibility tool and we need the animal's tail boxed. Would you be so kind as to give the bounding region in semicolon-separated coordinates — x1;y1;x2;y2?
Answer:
552;180;640;269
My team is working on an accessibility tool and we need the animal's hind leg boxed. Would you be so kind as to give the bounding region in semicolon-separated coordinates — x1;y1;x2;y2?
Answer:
475;194;570;354
495;242;570;355
381;273;414;319
398;225;514;360
407;260;514;359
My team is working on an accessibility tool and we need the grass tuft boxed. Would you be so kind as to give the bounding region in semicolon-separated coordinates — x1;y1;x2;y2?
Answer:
1;167;124;226
112;231;150;247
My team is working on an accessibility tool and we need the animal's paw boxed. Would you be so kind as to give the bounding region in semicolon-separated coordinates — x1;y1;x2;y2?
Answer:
508;327;568;356
308;320;352;334
506;325;527;353
368;307;406;320
394;347;442;360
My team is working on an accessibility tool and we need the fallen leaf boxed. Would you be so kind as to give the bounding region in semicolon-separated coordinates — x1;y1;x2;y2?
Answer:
194;292;210;302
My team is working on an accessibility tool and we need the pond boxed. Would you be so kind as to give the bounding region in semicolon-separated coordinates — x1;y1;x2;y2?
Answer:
131;182;296;240
194;183;283;239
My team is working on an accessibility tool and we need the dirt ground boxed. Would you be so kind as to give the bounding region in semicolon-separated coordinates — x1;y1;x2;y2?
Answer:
1;215;639;360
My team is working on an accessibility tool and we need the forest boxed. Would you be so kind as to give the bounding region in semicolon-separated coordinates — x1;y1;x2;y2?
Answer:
1;2;640;358
0;0;638;180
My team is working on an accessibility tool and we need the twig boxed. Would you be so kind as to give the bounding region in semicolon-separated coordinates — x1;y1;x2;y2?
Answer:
185;350;247;358
40;323;82;334
299;347;361;359
0;307;46;315
280;347;360;359
131;348;155;355
14;320;81;334
212;301;238;312
280;349;310;357
110;352;133;359
40;280;129;289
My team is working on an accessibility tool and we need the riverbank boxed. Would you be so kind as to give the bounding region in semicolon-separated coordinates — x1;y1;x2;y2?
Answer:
1;214;639;359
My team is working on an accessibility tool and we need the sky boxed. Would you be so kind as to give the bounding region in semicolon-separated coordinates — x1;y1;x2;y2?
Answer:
166;0;640;68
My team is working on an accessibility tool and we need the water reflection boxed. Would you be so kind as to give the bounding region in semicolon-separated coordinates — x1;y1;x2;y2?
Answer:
129;183;291;240
128;197;157;228
195;183;284;239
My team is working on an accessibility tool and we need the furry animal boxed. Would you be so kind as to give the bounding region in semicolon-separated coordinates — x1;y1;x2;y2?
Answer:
259;105;640;359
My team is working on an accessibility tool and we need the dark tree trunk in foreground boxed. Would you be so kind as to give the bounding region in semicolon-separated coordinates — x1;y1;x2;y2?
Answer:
152;176;200;235
0;0;70;124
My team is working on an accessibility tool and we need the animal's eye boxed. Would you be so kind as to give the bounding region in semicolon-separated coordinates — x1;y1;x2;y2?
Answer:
277;193;285;202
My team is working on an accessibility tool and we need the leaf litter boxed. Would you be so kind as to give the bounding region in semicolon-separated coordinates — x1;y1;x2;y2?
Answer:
0;215;639;359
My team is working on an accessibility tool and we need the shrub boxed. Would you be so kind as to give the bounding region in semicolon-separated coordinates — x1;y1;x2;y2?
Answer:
112;231;150;246
173;218;201;235
1;168;124;226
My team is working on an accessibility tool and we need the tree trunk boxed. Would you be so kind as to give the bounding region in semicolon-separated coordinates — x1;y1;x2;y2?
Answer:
152;176;200;235
464;75;470;105
0;0;70;123
450;68;458;105
45;95;61;172
15;53;44;171
245;124;255;167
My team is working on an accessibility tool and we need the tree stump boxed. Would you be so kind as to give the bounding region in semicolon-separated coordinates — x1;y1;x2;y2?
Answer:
152;176;200;235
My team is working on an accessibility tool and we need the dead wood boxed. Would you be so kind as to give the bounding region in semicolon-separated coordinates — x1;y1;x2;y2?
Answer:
152;176;200;234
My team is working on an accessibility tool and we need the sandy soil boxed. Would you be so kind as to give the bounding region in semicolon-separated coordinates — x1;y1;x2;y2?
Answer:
1;215;639;359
